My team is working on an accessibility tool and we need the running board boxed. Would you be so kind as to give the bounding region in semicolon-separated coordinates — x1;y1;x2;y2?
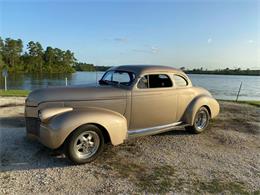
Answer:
127;122;189;139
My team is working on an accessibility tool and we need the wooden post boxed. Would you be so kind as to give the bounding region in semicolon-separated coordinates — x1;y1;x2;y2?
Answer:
4;76;7;91
95;67;98;86
96;72;98;86
236;81;242;102
2;68;8;91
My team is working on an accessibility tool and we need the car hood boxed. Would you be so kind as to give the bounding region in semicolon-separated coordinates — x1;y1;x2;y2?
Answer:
26;84;128;106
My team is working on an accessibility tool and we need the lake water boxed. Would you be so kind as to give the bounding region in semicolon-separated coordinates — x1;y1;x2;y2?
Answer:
0;72;259;101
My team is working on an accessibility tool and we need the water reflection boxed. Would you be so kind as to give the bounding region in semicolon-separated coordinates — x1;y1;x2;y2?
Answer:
1;72;76;90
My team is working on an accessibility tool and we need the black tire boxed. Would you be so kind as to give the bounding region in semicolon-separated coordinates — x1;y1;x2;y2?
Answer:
185;107;210;134
66;124;105;164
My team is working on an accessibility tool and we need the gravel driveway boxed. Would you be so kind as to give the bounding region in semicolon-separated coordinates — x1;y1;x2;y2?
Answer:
0;97;260;194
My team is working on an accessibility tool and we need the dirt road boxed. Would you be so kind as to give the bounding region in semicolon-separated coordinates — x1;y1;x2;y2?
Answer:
0;97;259;194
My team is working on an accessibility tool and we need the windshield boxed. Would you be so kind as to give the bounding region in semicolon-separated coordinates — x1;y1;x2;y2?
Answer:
99;70;136;86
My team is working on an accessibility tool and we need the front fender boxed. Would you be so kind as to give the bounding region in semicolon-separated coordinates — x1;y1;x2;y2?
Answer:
44;107;127;148
182;95;220;125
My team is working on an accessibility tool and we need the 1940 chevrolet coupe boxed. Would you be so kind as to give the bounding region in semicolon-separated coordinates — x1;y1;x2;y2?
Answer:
25;65;219;164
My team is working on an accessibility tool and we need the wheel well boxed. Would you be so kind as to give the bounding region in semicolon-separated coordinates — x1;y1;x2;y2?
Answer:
90;123;111;144
202;105;211;117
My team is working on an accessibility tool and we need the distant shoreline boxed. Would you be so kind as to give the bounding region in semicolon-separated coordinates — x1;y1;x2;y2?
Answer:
183;69;260;76
71;64;260;76
1;64;260;76
74;70;260;76
74;66;260;76
185;72;260;76
0;71;259;77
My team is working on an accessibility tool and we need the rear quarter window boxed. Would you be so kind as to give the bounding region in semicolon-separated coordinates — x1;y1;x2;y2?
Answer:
172;75;188;87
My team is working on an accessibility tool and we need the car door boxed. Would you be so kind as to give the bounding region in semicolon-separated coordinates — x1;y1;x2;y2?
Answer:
129;73;178;130
171;74;195;121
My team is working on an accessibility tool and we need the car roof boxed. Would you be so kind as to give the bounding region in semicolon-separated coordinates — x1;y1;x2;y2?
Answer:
109;65;184;75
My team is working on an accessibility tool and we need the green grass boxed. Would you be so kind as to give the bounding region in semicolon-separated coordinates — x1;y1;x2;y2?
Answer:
220;100;260;107
136;165;176;193
0;90;30;97
239;100;260;107
197;179;250;194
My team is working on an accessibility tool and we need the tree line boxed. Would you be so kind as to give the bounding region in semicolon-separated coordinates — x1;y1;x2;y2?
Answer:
0;37;76;73
1;37;258;76
73;63;110;72
181;67;260;76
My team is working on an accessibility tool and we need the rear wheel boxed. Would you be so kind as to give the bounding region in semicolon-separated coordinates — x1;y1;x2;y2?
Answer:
66;124;105;164
185;107;210;134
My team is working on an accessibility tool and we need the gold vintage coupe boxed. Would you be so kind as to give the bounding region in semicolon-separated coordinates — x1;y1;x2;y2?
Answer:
25;65;219;164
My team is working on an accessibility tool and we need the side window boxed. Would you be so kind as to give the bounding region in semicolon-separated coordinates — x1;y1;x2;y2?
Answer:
137;74;172;89
172;75;188;87
149;74;172;88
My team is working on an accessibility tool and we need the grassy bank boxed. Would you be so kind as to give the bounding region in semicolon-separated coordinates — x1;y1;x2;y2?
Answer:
219;100;260;107
0;90;30;97
238;100;260;107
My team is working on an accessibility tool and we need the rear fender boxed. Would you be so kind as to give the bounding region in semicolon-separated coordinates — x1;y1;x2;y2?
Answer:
182;95;220;125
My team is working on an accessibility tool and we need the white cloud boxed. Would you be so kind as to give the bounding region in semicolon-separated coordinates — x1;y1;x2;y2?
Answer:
248;39;254;44
207;38;212;44
151;46;160;53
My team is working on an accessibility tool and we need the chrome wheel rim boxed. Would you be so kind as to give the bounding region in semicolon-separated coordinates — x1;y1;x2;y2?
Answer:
195;110;208;130
73;131;100;159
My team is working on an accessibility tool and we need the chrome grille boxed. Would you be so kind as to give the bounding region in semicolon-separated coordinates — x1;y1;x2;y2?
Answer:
25;117;40;136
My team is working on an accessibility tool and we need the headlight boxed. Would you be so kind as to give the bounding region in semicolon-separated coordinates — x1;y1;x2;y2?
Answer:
38;107;73;123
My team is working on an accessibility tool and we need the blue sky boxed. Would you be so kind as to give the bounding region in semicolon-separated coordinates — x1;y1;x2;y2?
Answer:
1;0;259;69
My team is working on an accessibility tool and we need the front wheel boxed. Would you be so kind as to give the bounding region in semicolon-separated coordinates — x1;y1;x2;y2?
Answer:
66;124;105;164
185;107;210;134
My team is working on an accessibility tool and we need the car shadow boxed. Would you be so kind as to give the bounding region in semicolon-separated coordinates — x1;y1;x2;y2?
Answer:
0;117;191;172
0;116;25;128
156;128;190;136
0;115;73;172
0;134;72;172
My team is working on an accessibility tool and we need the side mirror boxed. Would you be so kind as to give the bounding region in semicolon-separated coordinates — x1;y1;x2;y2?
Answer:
99;80;107;85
